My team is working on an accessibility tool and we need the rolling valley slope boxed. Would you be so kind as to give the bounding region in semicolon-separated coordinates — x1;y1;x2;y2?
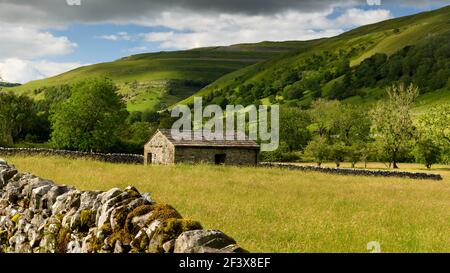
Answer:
6;6;450;113
180;5;450;112
8;42;309;112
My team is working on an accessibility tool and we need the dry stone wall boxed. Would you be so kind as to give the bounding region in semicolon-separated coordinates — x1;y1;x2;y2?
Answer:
0;148;144;164
261;162;443;181
0;158;246;253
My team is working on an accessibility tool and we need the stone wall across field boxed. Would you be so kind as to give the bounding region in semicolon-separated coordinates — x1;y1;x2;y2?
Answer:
0;147;144;164
0;158;246;253
260;162;443;181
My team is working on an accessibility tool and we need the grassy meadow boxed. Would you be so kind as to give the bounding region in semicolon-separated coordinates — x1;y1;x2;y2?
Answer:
3;155;450;253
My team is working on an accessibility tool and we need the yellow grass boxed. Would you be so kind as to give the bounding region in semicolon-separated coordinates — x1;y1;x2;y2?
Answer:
3;155;450;253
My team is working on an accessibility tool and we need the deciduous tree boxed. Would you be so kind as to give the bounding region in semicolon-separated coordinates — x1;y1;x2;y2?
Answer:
50;78;128;152
370;83;419;168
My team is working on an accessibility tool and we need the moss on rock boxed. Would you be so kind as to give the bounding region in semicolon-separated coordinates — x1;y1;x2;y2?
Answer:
124;186;141;198
79;209;95;232
0;230;8;245
124;205;153;234
55;213;66;222
148;218;202;253
11;214;21;224
145;204;182;226
56;227;70;253
106;230;132;248
100;222;113;236
110;206;130;232
17;198;29;208
85;234;104;253
139;234;150;251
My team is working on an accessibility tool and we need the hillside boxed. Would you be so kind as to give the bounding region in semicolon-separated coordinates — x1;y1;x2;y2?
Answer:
7;41;309;112
180;5;450;111
7;6;450;113
0;82;20;88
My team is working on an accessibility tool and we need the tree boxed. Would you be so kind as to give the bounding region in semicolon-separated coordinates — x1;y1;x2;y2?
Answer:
416;104;450;163
260;142;300;162
332;104;371;145
329;141;346;168
127;111;143;124
50;78;128;152
331;105;372;168
305;137;330;167
123;122;156;145
279;107;312;151
309;99;340;138
370;83;419;168
0;92;37;146
283;84;303;100
141;110;160;123
346;143;364;168
118;121;157;153
413;138;441;169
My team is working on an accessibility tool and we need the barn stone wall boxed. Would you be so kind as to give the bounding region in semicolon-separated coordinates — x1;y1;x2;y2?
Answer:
144;132;175;165
175;147;259;165
0;158;246;253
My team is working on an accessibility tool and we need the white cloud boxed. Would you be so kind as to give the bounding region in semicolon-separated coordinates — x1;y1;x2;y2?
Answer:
0;23;80;83
336;8;392;27
139;8;391;50
0;24;77;60
0;58;85;84
92;7;392;51
141;32;175;42
126;46;149;53
0;0;403;82
98;31;132;41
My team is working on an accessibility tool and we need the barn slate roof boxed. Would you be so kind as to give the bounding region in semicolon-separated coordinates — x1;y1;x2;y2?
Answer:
156;129;260;149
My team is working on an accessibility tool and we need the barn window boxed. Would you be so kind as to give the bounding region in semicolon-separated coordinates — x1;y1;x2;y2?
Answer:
215;154;226;165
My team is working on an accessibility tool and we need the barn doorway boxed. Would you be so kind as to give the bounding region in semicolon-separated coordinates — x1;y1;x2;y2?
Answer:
146;153;154;164
215;154;226;165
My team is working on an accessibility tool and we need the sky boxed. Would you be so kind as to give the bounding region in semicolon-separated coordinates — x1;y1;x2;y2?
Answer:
0;0;448;84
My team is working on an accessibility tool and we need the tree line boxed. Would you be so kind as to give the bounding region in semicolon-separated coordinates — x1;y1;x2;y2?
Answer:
199;33;450;110
263;83;449;169
0;79;448;169
0;78;175;154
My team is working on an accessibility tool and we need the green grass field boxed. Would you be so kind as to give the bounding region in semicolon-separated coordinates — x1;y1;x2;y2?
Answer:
3;155;450;253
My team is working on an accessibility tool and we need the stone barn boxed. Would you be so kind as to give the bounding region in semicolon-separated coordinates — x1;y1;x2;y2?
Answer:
144;129;260;165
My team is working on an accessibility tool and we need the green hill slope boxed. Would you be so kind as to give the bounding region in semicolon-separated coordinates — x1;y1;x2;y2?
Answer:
8;41;308;112
0;82;21;88
8;6;450;113
180;5;450;111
